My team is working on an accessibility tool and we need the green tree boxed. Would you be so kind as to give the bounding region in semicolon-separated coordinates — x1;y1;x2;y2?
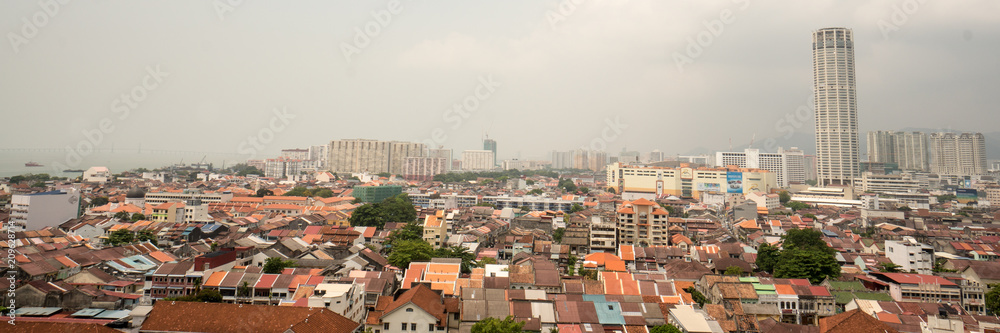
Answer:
570;203;584;213
231;164;263;177
579;187;589;194
9;175;25;184
471;316;524;333
898;206;912;212
113;211;132;220
684;287;710;306
130;213;146;222
107;229;134;246
382;194;417;223
284;186;313;197
137;230;158;246
437;245;475;274
784;201;810;211
255;189;274;197
90;196;109;207
779;191;791;204
724;266;744;276
878;262;902;273
772;229;840;284
349;204;389;228
313;188;334;198
525;180;535;185
755;243;780;273
478;257;497;267
552;228;566;243
650;324;683;333
386;222;424;249
30;181;46;188
606;187;616;194
558;178;577;193
262;257;297;274
659;204;676;216
528;189;544;196
388;240;434;269
987;284;1000;315
237;281;252;298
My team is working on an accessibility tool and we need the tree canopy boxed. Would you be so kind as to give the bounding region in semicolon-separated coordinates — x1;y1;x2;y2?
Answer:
779;191;791;204
106;229;135;246
387;239;434;269
254;189;274;197
471;316;524;333
90;196;109;207
349;194;417;228
650;324;683;333
436;245;476;274
987;283;1000;315
761;228;840;284
262;257;297;274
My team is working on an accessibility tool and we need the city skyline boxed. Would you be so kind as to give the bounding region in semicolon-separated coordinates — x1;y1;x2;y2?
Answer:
2;1;999;170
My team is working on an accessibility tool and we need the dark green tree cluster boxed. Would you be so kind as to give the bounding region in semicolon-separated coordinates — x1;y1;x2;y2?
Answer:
650;324;682;333
779;191;791;204
755;228;840;284
558;178;578;193
784;201;810;211
552;228;566;243
90;196;109;207
254;189;274;197
262;257;297;274
349;194;417;228
436;245;476;274
106;229;157;246
227;164;263;177
684;287;710;306
8;173;58;184
387;239;434;269
470;316;524;333
569;203;584;213
987;284;1000;315
527;189;544;196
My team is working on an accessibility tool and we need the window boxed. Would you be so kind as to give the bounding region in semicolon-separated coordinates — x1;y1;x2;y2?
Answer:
429;324;435;331
384;323;389;330
402;323;407;331
411;324;417;331
406;308;414;312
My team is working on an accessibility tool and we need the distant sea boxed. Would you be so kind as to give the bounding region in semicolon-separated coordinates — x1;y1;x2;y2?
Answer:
0;151;240;178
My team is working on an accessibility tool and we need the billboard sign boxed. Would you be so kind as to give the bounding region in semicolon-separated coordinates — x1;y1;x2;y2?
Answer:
957;188;978;204
727;172;743;194
698;183;721;192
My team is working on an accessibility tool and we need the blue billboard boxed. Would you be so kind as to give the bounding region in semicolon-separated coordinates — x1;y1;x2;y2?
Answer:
727;172;743;193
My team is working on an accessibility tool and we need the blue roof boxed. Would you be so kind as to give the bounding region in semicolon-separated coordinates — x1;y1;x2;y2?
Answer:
202;224;222;233
592;301;626;325
821;230;839;237
582;294;606;303
16;307;62;316
71;308;105;317
93;310;131;319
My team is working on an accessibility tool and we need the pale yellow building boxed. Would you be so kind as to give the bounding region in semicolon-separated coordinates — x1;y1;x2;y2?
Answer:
607;162;777;200
422;210;448;249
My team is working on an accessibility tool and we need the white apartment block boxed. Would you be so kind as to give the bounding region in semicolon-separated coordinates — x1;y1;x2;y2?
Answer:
427;148;453;171
551;151;575;169
9;188;81;231
328;139;426;174
930;133;987;176
716;148;804;188
461;150;495;171
403;157;447;181
308;145;329;169
264;157;303;179
607;162;777;200
745;192;780;210
867;131;929;171
885;237;934;275
853;172;922;193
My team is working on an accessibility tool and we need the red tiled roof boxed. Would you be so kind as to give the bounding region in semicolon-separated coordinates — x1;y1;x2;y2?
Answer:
142;301;359;333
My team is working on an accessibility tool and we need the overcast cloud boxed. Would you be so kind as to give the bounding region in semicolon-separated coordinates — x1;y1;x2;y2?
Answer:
2;0;998;165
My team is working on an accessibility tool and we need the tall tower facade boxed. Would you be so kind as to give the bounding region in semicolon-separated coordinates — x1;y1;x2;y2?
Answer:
813;28;860;186
483;137;497;167
866;131;929;171
930;133;986;176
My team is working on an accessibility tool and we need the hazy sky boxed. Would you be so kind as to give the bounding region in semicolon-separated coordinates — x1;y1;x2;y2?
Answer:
2;0;999;164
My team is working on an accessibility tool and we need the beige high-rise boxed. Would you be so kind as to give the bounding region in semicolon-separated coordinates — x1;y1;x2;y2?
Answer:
813;28;860;186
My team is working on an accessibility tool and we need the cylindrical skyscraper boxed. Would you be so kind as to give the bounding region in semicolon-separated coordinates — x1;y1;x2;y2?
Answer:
813;27;859;186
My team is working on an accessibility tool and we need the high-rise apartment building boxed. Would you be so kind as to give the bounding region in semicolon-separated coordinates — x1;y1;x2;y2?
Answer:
551;151;575;169
427;148;453;171
308;145;329;169
461;150;495;171
483;137;497;167
328;139;426;174
866;131;928;171
648;150;665;163
715;148;805;188
403;157;447;181
930;133;987;176
813;27;860;186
